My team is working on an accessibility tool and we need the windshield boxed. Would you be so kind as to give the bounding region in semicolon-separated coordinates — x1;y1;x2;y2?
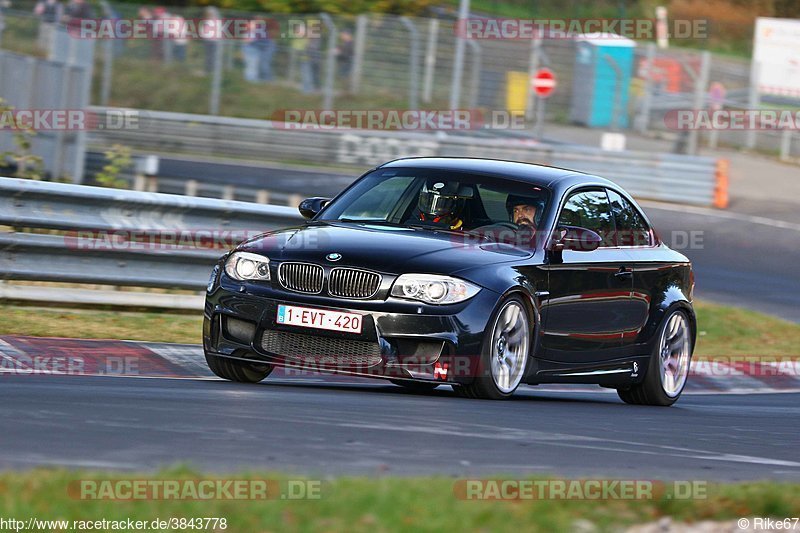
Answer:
319;168;551;246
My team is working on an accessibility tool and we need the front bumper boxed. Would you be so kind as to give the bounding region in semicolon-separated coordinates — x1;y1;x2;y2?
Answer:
203;278;501;384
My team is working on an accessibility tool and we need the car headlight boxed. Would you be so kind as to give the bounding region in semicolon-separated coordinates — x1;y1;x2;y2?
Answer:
224;251;271;281
390;274;480;304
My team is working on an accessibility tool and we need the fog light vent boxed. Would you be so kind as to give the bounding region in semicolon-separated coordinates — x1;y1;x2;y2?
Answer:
223;317;256;345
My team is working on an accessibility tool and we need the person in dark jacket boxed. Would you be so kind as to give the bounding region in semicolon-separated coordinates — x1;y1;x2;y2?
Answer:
33;0;62;52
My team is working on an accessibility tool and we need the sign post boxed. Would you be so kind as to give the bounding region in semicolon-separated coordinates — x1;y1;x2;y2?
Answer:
531;67;556;139
707;82;726;149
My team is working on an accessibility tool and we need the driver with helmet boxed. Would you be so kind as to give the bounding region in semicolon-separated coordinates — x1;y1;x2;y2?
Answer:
416;180;468;230
506;194;544;230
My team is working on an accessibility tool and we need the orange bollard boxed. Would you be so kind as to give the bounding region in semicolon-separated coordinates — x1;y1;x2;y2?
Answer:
713;158;729;209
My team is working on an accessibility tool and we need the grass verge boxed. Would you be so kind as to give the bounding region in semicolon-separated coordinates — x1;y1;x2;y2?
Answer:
0;468;799;532
0;305;203;344
0;300;797;357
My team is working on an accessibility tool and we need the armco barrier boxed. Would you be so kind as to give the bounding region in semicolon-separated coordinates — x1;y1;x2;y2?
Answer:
0;177;302;293
88;107;723;207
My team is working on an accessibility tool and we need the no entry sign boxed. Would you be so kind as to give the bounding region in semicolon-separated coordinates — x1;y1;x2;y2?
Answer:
531;68;557;98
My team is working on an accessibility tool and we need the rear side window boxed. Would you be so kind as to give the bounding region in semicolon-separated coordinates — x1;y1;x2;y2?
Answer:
557;189;615;247
607;189;653;247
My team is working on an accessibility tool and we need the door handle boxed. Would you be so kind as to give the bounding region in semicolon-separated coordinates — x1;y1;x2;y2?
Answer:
615;267;633;280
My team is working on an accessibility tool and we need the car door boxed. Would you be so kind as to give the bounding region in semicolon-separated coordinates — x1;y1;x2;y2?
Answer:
606;188;660;357
541;188;634;364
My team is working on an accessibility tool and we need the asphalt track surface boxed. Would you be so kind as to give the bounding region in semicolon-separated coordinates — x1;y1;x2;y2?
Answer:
156;156;800;321
2;374;799;480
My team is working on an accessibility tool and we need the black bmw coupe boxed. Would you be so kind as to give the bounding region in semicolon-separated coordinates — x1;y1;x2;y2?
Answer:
203;157;695;405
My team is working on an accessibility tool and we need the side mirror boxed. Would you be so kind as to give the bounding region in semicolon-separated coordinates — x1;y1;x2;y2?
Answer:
298;197;331;220
554;225;602;252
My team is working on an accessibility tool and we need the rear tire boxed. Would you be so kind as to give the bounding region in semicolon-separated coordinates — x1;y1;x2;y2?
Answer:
617;309;692;406
205;352;273;383
390;379;440;392
456;296;531;400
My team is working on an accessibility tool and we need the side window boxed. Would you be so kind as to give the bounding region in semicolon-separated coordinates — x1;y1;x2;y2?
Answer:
607;189;653;247
557;190;615;247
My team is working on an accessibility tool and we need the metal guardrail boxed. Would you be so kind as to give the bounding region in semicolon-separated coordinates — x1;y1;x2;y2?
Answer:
89;107;725;207
0;177;302;293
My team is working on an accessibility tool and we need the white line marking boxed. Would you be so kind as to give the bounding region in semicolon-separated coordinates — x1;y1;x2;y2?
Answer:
640;200;800;232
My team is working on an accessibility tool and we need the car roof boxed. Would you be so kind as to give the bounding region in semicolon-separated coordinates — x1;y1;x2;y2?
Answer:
378;157;616;191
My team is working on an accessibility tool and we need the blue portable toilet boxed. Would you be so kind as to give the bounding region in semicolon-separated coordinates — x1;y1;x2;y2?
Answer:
570;34;636;128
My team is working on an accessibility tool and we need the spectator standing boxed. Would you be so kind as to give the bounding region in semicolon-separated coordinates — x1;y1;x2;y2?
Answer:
308;32;321;92
156;8;188;62
169;12;188;63
138;7;159;60
336;30;353;80
291;25;315;93
255;19;276;82
241;19;261;82
33;0;62;52
62;0;93;24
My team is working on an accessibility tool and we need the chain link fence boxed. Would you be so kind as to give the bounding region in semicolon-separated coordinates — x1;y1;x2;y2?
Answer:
0;1;797;161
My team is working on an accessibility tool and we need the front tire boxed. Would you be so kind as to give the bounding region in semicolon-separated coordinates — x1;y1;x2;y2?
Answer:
617;309;692;406
455;296;531;400
205;352;273;383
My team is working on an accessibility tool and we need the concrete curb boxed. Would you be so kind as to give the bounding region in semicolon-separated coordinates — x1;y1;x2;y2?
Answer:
1;336;799;394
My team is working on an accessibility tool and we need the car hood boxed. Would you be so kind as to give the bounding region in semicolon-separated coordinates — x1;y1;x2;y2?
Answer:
238;222;533;276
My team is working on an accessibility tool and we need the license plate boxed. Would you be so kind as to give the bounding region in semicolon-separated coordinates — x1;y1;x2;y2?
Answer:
276;304;363;334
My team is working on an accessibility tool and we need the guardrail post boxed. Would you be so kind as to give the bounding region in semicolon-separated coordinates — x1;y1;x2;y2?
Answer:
320;13;337;111
400;17;420;110
185;179;198;197
256;190;270;204
350;14;367;94
422;18;438;104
